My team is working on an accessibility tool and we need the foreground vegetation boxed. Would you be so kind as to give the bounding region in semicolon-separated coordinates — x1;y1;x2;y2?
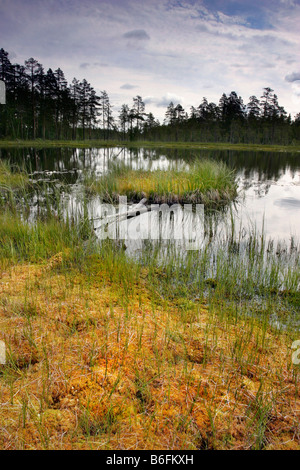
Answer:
0;160;29;192
0;213;299;450
0;160;299;450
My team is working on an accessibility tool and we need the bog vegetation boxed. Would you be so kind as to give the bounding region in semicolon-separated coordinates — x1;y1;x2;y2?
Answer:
85;159;238;206
0;162;299;450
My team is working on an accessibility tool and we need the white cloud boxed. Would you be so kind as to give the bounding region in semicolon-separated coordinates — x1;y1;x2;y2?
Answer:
80;63;90;69
120;83;139;90
144;93;185;107
123;29;150;40
280;0;296;5
285;72;300;82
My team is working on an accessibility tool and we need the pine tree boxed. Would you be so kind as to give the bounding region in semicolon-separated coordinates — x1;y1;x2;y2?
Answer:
79;79;91;140
100;90;114;139
25;57;42;138
164;102;176;125
132;95;146;132
119;104;130;138
88;88;100;138
70;78;80;140
247;96;261;119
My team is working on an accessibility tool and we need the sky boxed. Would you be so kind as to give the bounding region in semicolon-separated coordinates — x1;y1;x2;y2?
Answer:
1;0;300;122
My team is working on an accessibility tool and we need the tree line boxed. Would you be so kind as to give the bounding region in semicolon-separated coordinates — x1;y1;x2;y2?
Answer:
0;48;117;140
0;48;299;144
152;90;300;145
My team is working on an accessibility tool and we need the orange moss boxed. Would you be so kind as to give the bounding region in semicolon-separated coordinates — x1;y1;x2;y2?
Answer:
0;261;299;450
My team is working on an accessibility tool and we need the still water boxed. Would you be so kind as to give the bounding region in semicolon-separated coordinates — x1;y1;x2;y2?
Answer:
1;146;300;244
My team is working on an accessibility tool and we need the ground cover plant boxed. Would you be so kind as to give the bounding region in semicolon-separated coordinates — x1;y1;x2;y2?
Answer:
0;163;299;449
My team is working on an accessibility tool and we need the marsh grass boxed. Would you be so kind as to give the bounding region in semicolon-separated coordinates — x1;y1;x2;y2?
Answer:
86;159;238;207
0;161;299;450
0;160;32;215
0;161;96;267
0;224;299;449
0;160;29;192
0;212;88;265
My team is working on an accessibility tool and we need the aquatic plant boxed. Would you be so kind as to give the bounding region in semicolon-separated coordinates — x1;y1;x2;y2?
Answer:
86;159;238;207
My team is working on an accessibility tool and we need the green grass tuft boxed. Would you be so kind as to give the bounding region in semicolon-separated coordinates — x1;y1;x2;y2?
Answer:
86;159;238;207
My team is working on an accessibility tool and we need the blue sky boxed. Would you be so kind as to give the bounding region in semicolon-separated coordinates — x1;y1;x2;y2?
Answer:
1;0;300;121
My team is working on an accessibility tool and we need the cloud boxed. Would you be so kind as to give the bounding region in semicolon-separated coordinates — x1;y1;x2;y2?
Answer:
120;83;139;90
280;0;296;5
123;29;150;40
8;50;17;60
144;93;184;108
80;62;109;69
94;62;109;67
291;81;300;108
285;72;300;82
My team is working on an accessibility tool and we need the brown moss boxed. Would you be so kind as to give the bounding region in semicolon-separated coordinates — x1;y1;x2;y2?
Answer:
0;261;299;450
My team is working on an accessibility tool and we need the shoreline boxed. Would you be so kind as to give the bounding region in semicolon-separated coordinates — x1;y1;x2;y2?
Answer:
1;139;300;153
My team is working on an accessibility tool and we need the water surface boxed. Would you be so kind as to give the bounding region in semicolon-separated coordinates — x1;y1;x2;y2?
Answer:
1;146;299;243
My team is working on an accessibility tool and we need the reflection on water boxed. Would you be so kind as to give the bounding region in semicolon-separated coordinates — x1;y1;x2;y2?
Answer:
1;145;300;243
274;197;300;208
91;200;205;256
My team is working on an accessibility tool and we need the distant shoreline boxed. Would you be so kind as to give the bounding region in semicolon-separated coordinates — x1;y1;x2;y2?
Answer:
1;139;300;153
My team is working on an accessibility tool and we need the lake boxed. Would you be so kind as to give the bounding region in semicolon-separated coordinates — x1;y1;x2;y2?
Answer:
1;146;299;245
